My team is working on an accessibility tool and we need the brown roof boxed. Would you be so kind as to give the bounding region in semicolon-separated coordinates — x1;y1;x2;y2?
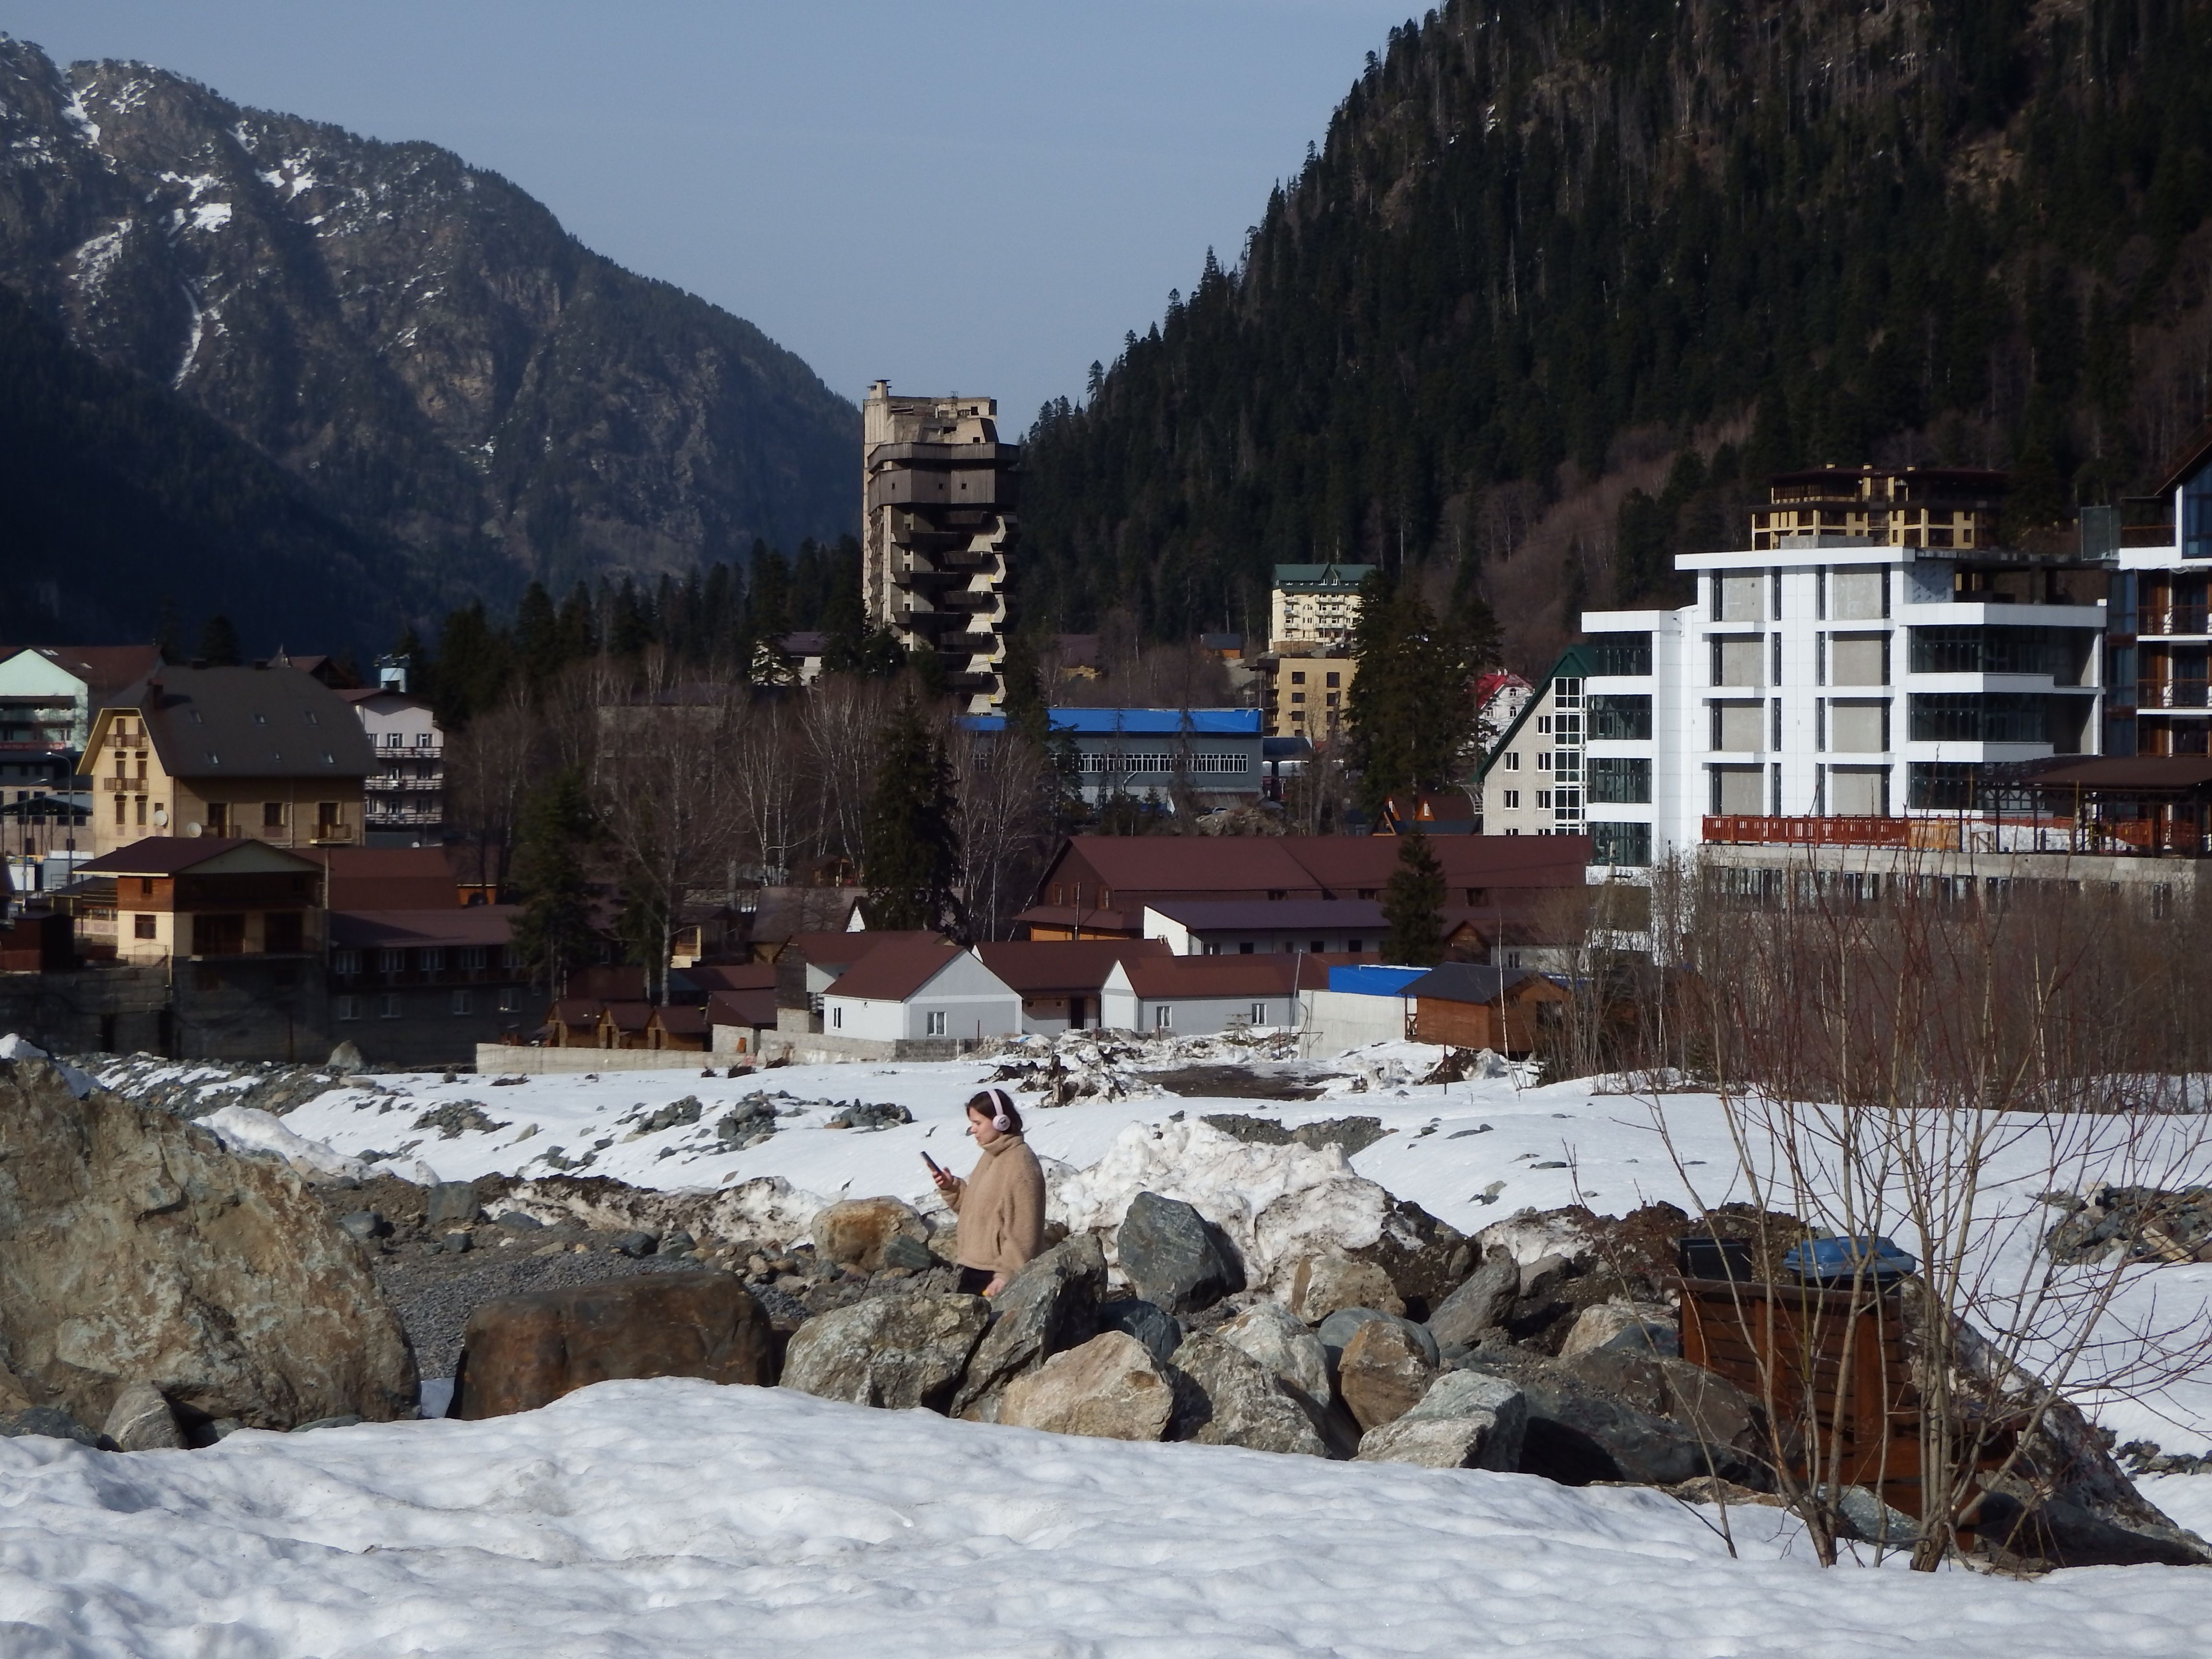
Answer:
304;846;458;909
1115;955;1306;998
601;1002;652;1032
781;929;946;969
1012;904;1142;935
550;999;600;1029
649;1005;709;1036
824;940;968;1001
115;664;375;781
682;962;778;993
566;965;648;1001
708;988;779;1028
1065;837;1320;894
976;938;1171;995
2021;757;2212;791
75;836;322;877
0;644;163;694
328;907;517;949
1046;834;1592;904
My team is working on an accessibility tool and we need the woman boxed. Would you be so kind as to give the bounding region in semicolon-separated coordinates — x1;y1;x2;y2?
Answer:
931;1087;1045;1297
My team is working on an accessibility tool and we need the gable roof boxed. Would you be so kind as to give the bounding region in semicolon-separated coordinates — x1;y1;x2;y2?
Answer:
648;1005;709;1036
327;907;517;949
782;929;946;969
1112;954;1306;999
1057;836;1320;893
0;644;163;694
975;938;1171;994
1272;562;1376;591
1402;963;1549;1006
681;962;779;993
304;846;458;909
2155;420;2212;498
75;836;324;878
1477;645;1599;782
1045;833;1591;903
1142;899;1386;930
823;939;971;1001
708;987;779;1028
107;664;376;781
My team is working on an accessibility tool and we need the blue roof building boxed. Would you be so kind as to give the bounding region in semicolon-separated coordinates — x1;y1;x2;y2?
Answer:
961;708;1264;808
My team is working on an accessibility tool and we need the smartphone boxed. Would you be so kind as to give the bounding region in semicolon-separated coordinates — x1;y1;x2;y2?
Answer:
920;1151;943;1177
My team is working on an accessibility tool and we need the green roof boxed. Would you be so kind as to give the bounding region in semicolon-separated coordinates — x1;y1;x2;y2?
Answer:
1475;645;1597;781
1272;562;1375;592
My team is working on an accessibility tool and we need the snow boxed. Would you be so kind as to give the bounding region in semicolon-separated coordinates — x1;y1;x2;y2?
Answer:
2;1378;2208;1658
186;200;232;233
199;1105;376;1183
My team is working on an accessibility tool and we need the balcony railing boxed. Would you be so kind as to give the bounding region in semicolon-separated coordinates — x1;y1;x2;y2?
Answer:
1704;815;1916;848
2138;608;2210;637
2139;679;2211;710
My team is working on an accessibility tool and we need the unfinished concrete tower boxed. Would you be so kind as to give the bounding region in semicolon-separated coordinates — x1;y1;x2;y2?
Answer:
862;382;1019;711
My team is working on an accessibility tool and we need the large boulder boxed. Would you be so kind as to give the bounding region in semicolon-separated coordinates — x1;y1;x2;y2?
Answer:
1166;1333;1329;1457
102;1382;186;1451
780;1293;989;1412
0;1053;417;1435
1118;1192;1240;1316
952;1233;1107;1422
1214;1300;1330;1410
1337;1317;1438;1432
452;1273;775;1419
1357;1370;1527;1471
999;1331;1174;1441
1425;1247;1520;1351
1096;1298;1183;1367
1288;1251;1403;1323
1469;1346;1770;1489
1559;1302;1678;1359
812;1197;930;1274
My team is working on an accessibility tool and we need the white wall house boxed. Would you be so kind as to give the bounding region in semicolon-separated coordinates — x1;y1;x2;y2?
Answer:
820;944;1022;1045
1100;956;1299;1036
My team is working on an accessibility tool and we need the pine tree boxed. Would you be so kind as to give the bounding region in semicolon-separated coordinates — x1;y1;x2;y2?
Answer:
1346;571;1483;823
1382;829;1446;966
864;694;964;935
197;614;241;666
508;768;598;994
516;581;561;685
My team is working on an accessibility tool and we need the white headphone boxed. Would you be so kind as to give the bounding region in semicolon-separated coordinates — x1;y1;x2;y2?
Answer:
988;1088;1014;1132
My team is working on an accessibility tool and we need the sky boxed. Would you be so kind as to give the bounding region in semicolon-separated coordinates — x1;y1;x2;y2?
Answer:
4;0;1419;428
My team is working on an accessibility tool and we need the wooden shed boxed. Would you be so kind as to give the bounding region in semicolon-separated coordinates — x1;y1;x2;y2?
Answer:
1402;963;1567;1054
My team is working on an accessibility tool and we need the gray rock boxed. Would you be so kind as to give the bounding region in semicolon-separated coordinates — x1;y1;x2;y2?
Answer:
493;1211;544;1231
1474;1346;1770;1489
102;1382;186;1451
880;1233;936;1272
781;1293;991;1411
337;1210;389;1245
289;1414;363;1434
1118;1192;1240;1316
1561;1302;1678;1358
1166;1333;1329;1457
1;1407;103;1447
1834;1483;1921;1547
326;1042;365;1076
952;1233;1107;1422
1287;1251;1403;1322
1338;1317;1438;1431
1426;1246;1519;1351
1318;1307;1439;1375
1519;1253;1574;1301
1096;1298;1183;1367
1358;1370;1527;1471
661;1229;697;1256
1214;1300;1330;1409
0;1054;417;1432
999;1331;1173;1442
1970;1394;2212;1567
425;1182;481;1228
610;1230;659;1259
439;1231;472;1255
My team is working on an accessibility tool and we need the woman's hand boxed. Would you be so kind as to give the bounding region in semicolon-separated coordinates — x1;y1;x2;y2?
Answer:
930;1167;960;1195
982;1272;1008;1298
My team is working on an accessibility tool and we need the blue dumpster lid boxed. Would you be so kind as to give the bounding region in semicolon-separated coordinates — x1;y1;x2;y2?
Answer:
1781;1235;1916;1277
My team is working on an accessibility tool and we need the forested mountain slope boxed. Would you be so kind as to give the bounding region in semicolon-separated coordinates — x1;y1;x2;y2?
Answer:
1019;0;2212;673
0;35;857;636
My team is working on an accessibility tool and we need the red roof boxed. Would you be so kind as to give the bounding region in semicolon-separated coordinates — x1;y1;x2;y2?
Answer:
1059;837;1319;894
649;1005;709;1036
305;846;459;910
328;906;516;949
683;962;778;992
0;644;163;693
708;988;778;1028
1044;834;1590;905
975;938;1170;994
781;929;946;968
1114;955;1305;999
824;940;969;1001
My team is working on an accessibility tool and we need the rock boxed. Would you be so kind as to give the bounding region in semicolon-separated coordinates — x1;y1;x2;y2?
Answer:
290;1414;363;1434
1426;1245;1519;1351
337;1210;389;1244
822;1101;914;1130
1318;1307;1438;1374
610;1230;658;1259
781;1293;990;1411
1096;1298;1183;1367
812;1197;930;1274
493;1211;544;1231
102;1383;186;1451
1834;1484;1920;1547
326;1042;365;1076
1118;1191;1240;1316
425;1182;483;1227
1970;1395;2212;1568
1214;1300;1330;1409
440;1231;472;1255
1356;1370;1526;1471
1560;1302;1679;1359
0;1053;417;1433
951;1233;1107;1422
1472;1346;1770;1489
662;1229;697;1256
451;1272;775;1419
1340;1197;1470;1320
1520;1253;1575;1301
1288;1250;1404;1322
0;1406;103;1447
999;1331;1174;1442
880;1233;936;1272
1165;1333;1329;1457
1337;1318;1438;1431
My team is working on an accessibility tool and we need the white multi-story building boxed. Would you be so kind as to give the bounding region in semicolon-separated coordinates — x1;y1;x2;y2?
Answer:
1573;468;2108;873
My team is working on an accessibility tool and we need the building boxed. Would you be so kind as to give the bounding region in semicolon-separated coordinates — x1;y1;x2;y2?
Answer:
1573;467;2108;872
1270;562;1374;648
973;938;1168;1034
1017;832;1593;939
79;664;375;858
327;906;539;1063
962;708;1265;809
340;686;445;843
819;940;1022;1044
0;645;158;892
72;837;324;965
1141;899;1384;957
2107;429;2212;757
1404;962;1566;1055
774;929;950;1027
1261;651;1357;741
1476;646;1593;842
861;382;1020;712
1100;953;1311;1035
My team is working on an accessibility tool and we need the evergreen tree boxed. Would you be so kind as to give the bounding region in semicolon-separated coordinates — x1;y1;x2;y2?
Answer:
555;582;597;664
516;581;561;685
1381;829;1446;967
863;694;963;935
197;614;241;666
1345;570;1483;823
432;601;512;727
508;768;599;994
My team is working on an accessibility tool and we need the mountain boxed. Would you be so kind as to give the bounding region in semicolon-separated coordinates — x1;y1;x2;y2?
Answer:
1017;0;2212;674
0;35;857;641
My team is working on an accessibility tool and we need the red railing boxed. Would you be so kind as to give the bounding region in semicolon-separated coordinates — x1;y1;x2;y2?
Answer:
1704;815;1913;847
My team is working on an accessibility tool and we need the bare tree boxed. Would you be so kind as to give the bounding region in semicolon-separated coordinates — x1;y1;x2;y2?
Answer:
798;672;904;871
950;722;1052;940
442;689;540;894
728;698;805;885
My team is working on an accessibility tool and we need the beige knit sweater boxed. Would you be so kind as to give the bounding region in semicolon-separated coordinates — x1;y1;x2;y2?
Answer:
946;1132;1046;1276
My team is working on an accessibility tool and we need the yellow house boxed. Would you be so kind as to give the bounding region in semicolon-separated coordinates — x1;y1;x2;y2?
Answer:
79;664;374;859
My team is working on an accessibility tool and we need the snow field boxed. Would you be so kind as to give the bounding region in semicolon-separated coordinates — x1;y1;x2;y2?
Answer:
4;1379;2211;1659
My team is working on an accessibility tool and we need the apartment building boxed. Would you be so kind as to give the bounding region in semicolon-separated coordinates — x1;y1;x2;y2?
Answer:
1575;468;2108;872
340;684;444;843
1268;562;1373;647
1261;653;1357;740
861;382;1020;713
1476;647;1593;842
961;708;1264;808
2105;430;2212;757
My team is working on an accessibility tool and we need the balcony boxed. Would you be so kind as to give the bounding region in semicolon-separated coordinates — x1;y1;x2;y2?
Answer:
1704;815;1916;848
2137;607;2211;637
309;822;356;845
2138;679;2211;711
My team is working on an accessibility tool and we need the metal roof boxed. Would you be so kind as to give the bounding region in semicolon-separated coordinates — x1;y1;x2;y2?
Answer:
108;664;375;781
1144;899;1385;930
964;708;1263;738
1400;962;1544;1005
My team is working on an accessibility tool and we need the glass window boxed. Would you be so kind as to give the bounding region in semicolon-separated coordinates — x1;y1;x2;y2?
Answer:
1591;822;1652;867
1908;694;2049;744
450;989;473;1016
132;914;156;939
1154;1005;1173;1030
2185;462;2212;559
1907;762;1976;811
1587;758;1651;803
1589;633;1652;676
1587;694;1651;740
379;994;402;1019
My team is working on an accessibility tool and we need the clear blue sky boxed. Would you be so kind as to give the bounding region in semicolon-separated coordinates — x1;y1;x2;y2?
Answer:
5;0;1417;428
